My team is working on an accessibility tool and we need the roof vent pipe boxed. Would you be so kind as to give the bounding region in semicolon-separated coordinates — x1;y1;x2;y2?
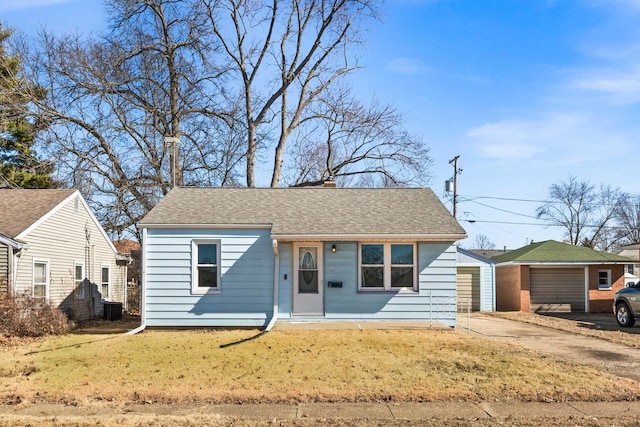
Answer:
323;178;336;187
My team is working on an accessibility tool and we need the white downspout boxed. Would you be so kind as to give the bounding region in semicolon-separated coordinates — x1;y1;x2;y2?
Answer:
10;249;19;297
265;239;280;331
126;227;147;335
122;260;128;312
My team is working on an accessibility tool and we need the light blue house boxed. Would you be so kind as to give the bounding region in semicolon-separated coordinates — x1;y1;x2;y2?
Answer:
137;186;467;329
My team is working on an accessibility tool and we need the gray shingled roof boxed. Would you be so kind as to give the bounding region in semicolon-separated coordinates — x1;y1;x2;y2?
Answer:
140;187;467;240
0;189;76;238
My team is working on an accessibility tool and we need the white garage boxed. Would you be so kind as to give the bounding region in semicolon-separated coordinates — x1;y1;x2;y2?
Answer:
457;248;495;312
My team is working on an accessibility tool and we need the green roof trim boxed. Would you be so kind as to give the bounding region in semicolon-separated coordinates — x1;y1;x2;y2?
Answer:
492;240;634;264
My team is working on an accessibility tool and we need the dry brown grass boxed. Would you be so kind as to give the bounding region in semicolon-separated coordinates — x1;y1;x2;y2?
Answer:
1;328;639;406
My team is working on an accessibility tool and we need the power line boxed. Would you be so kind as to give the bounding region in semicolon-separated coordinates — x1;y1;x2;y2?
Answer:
463;198;540;220
460;194;548;203
462;219;561;226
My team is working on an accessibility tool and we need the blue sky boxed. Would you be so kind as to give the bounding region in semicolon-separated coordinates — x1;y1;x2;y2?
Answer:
3;0;640;250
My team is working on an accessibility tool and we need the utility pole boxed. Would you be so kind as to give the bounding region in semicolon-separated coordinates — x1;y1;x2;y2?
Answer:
448;155;461;219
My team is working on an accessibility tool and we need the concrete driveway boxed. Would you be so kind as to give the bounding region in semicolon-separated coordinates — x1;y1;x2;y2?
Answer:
459;313;640;382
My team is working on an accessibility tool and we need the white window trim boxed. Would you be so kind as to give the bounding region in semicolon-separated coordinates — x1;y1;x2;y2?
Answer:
101;264;111;301
358;243;418;292
598;269;612;290
33;259;50;301
191;239;222;295
74;261;85;299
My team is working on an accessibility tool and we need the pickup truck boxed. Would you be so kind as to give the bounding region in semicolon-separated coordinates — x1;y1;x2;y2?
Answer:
614;281;640;327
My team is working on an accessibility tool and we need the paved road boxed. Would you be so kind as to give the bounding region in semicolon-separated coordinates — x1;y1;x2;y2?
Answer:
460;313;640;382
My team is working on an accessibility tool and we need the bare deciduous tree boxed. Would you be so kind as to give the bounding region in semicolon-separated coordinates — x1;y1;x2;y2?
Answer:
536;176;627;250
282;86;431;187
15;0;433;239
614;195;640;246
19;0;240;238
473;234;496;250
203;0;392;187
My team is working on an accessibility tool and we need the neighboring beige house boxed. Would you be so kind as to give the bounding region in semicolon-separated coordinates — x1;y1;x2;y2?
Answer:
615;244;640;285
0;189;128;320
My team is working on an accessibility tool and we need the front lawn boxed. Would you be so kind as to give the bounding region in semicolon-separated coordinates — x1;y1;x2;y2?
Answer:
2;327;639;405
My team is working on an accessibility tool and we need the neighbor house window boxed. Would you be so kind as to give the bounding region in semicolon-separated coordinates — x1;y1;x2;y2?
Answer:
101;265;110;300
628;264;635;276
359;243;417;291
74;262;85;299
191;239;221;294
33;260;49;300
598;270;611;290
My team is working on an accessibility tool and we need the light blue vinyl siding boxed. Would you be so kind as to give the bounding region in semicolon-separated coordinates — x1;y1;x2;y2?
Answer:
323;242;458;327
144;233;458;327
144;228;275;327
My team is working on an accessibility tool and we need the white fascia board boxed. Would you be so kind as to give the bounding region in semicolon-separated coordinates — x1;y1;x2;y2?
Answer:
270;233;467;242
16;190;120;255
139;226;466;242
141;223;273;230
457;247;497;264
0;234;22;249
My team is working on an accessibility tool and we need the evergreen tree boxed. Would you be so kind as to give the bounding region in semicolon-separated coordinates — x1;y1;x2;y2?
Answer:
0;24;54;189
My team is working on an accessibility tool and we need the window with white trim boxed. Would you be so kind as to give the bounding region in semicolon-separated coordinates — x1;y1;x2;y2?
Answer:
33;260;49;300
191;239;221;294
74;262;85;299
359;243;417;291
598;269;611;290
101;265;110;300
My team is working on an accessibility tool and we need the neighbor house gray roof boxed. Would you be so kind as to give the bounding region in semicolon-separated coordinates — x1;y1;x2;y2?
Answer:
492;240;634;264
139;187;467;241
0;189;76;238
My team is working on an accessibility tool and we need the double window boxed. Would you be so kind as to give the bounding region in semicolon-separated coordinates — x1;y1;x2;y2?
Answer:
359;243;417;291
33;260;49;300
191;239;221;294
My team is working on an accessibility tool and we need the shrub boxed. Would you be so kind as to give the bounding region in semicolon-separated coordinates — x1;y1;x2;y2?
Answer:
0;292;70;337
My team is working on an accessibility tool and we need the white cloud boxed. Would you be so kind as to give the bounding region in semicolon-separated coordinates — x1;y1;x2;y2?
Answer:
467;121;544;160
571;65;640;104
0;0;70;12
466;113;596;161
386;57;430;75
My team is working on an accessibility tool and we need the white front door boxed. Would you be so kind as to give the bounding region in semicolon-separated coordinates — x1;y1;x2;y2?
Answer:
292;243;324;316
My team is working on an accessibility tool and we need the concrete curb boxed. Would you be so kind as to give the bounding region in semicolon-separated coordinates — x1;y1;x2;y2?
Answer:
3;401;640;421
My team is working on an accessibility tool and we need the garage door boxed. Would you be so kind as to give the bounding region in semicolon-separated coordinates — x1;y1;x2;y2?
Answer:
457;267;480;311
529;268;585;312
